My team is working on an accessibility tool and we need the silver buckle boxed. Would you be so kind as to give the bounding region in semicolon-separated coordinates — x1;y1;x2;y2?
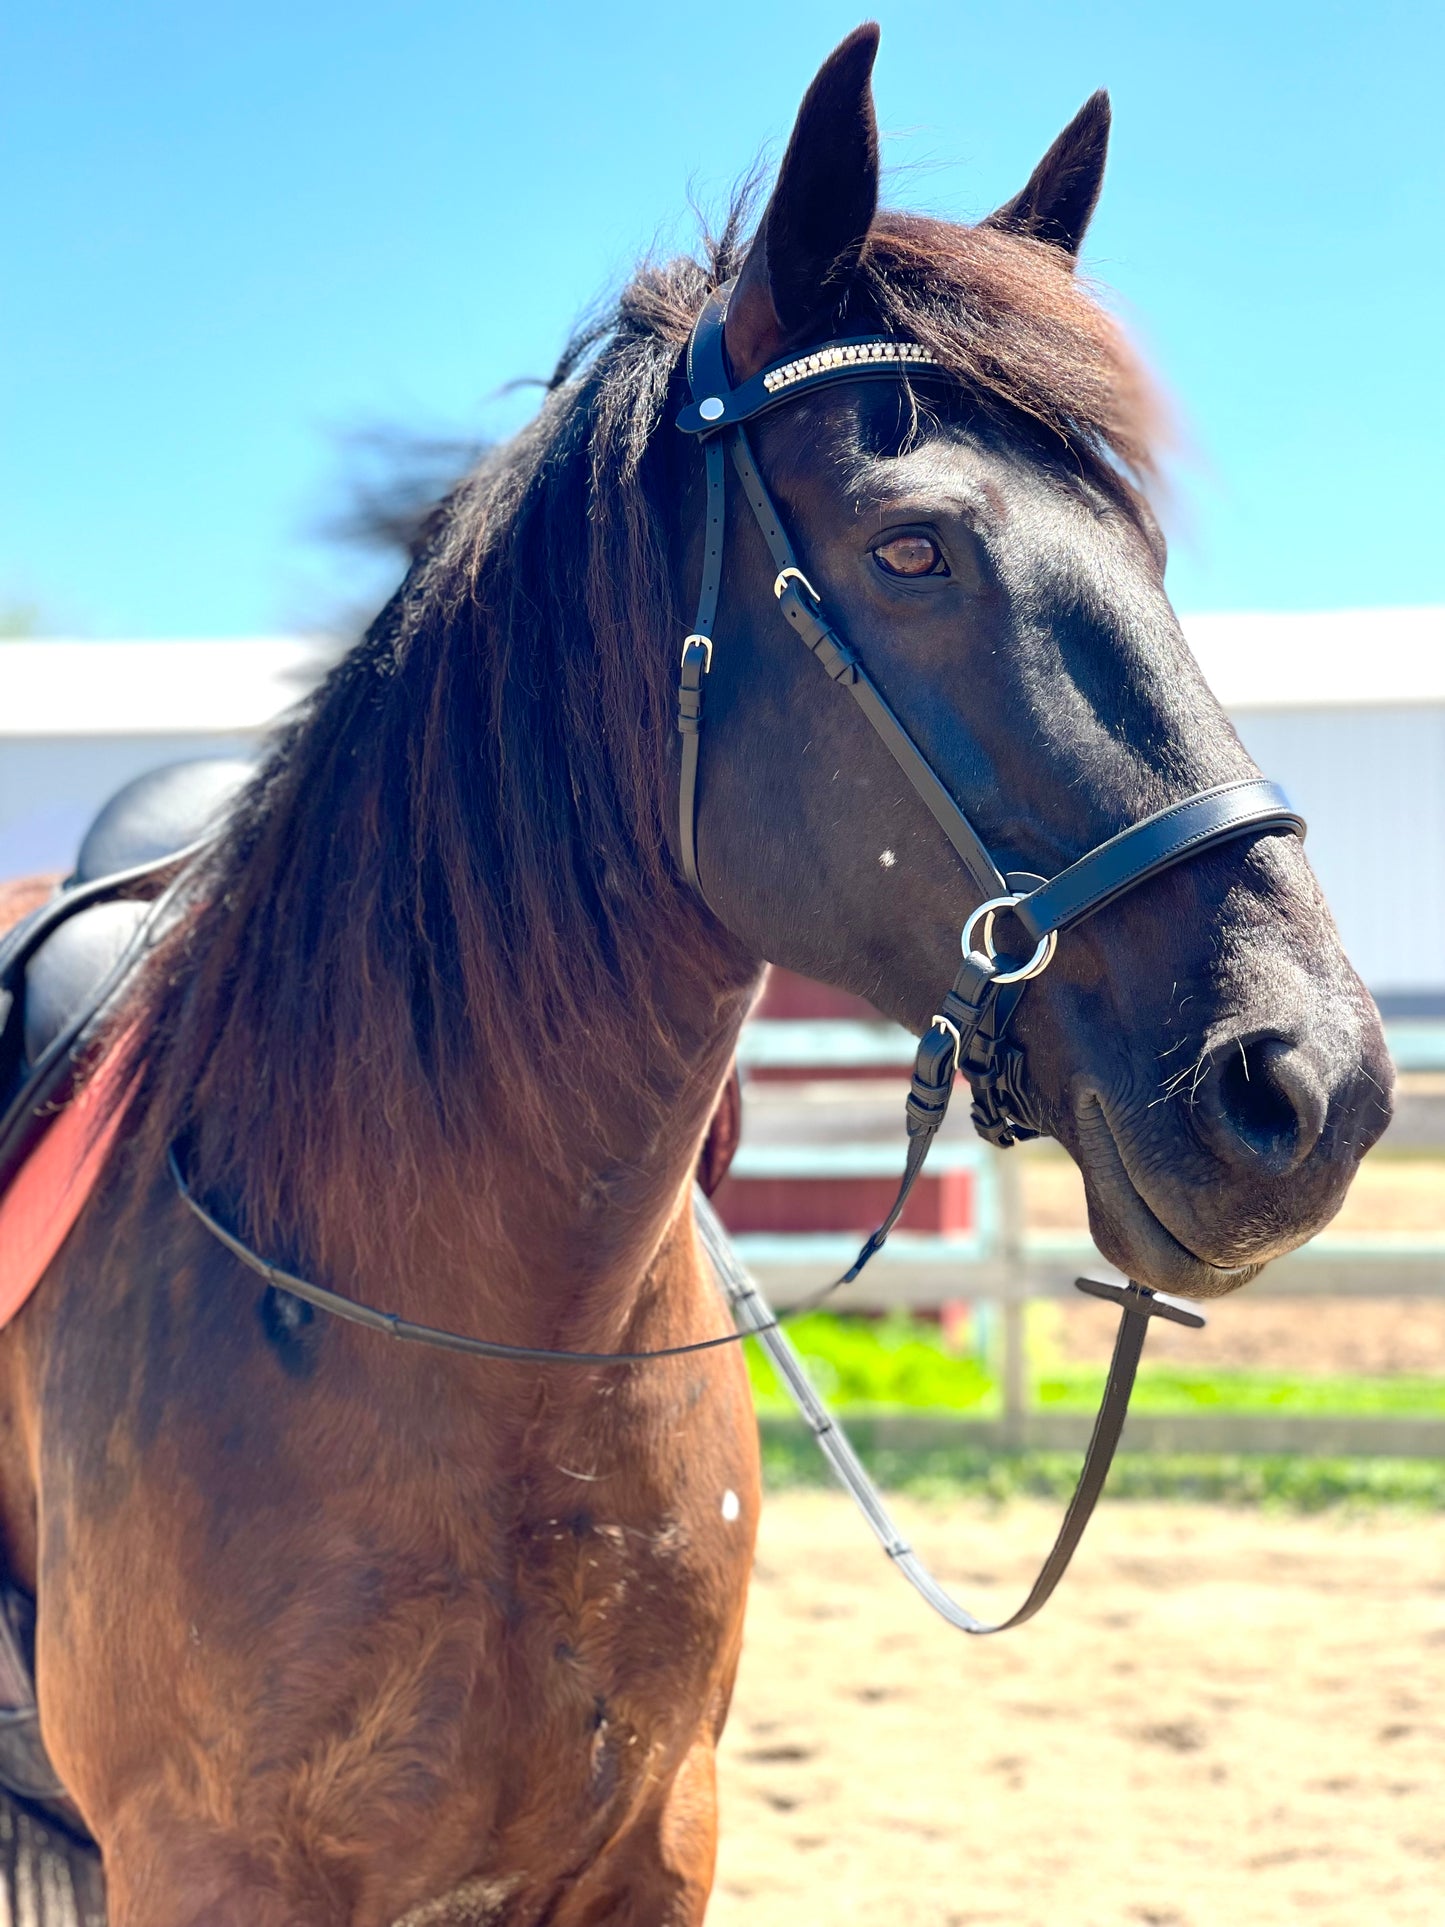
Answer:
773;566;820;604
681;633;714;672
931;1013;964;1072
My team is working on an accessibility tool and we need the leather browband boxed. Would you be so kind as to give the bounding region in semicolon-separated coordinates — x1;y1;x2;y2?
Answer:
677;335;943;437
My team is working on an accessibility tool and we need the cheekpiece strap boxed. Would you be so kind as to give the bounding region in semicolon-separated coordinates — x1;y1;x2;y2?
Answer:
676;437;727;898
837;950;1000;1285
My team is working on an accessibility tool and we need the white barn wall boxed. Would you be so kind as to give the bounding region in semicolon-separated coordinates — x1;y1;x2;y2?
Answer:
1230;706;1445;1003
0;637;326;878
0;734;257;877
2;621;1443;1007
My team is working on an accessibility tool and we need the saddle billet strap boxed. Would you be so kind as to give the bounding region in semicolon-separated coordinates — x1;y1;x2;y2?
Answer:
695;1188;1205;1635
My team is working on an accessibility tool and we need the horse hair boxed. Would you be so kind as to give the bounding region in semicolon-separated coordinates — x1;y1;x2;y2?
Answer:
111;194;1162;1278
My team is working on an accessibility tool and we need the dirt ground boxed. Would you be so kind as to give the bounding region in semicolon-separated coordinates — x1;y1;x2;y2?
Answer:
710;1493;1445;1927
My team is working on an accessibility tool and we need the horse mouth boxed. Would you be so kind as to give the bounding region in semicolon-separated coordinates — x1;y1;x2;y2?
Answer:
1073;1093;1261;1300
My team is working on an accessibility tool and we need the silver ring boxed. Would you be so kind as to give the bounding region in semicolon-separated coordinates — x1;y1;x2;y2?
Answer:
773;566;820;603
960;894;1057;985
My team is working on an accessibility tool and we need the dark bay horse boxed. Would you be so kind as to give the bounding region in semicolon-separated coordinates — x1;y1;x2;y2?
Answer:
0;26;1391;1924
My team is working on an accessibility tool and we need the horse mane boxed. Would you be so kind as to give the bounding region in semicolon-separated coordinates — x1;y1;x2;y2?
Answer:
114;194;1161;1275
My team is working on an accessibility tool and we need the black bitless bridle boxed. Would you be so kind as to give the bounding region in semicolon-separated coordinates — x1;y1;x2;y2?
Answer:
674;282;1303;1246
171;282;1306;1635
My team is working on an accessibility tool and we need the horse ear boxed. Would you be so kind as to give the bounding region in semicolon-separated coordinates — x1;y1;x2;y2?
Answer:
982;90;1111;264
723;24;881;381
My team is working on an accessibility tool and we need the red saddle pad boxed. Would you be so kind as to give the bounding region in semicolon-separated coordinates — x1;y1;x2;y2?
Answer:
0;1040;136;1331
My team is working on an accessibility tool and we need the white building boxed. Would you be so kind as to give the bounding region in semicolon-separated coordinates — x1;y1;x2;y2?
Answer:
2;609;1443;1013
1186;609;1444;1017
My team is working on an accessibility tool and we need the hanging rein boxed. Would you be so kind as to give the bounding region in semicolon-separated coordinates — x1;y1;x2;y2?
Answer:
171;282;1306;1633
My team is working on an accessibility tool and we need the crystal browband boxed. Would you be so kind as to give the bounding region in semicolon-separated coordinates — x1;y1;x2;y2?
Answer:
761;340;939;394
676;329;945;435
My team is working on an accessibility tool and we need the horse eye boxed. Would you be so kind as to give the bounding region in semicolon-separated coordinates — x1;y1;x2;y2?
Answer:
873;534;948;578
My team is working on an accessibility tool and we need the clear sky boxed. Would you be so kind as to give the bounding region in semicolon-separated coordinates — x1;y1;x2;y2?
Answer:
3;0;1441;638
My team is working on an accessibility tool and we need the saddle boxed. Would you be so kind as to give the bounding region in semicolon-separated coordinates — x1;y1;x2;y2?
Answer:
0;757;252;1840
0;760;252;1186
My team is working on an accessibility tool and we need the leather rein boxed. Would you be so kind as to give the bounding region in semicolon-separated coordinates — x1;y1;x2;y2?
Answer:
170;283;1307;1633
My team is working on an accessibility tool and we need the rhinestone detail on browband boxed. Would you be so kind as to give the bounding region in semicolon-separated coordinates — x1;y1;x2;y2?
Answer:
761;340;939;394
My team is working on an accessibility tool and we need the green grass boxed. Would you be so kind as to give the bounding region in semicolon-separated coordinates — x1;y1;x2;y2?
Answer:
1036;1365;1445;1417
745;1311;997;1412
745;1310;1445;1420
745;1311;1445;1508
756;1424;1445;1510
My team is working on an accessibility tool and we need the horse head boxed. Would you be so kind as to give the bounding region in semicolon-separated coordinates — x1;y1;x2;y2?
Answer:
668;26;1392;1296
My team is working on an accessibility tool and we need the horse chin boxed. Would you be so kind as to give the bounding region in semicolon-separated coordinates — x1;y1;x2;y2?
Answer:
1070;1092;1262;1301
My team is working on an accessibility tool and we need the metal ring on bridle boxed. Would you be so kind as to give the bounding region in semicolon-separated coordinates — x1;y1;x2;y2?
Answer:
961;894;1058;985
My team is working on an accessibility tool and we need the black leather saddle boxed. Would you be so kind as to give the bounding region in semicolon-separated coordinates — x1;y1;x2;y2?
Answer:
0;756;249;1840
0;759;251;1181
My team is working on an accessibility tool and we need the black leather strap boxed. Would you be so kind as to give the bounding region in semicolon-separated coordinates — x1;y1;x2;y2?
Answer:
727;430;1009;902
1015;779;1306;942
170;1142;780;1367
677;438;726;897
900;1277;1205;1633
684;284;733;415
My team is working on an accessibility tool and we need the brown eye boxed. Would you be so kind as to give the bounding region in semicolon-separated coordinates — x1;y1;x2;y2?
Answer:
873;533;947;578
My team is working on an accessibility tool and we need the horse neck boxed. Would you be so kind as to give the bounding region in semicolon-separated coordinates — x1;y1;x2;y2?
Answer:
177;900;760;1354
442;953;758;1349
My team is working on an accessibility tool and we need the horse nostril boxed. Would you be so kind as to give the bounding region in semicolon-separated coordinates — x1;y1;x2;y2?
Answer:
1210;1035;1327;1171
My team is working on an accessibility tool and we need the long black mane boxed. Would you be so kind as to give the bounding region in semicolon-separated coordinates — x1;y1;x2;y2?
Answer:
117;195;1161;1270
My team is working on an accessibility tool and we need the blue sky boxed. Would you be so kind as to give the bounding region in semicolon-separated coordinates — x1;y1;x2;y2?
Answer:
3;0;1441;637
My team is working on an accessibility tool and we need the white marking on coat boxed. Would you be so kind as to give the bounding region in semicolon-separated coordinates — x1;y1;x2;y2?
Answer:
721;1488;741;1522
878;848;897;868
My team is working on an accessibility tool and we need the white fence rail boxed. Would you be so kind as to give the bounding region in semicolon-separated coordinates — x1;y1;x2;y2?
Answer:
730;1019;1445;1457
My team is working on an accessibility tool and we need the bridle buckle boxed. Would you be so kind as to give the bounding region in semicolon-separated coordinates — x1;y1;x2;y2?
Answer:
773;566;820;606
930;1013;964;1074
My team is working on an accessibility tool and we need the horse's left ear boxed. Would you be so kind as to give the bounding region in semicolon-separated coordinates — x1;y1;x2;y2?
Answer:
724;24;881;381
982;90;1111;264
